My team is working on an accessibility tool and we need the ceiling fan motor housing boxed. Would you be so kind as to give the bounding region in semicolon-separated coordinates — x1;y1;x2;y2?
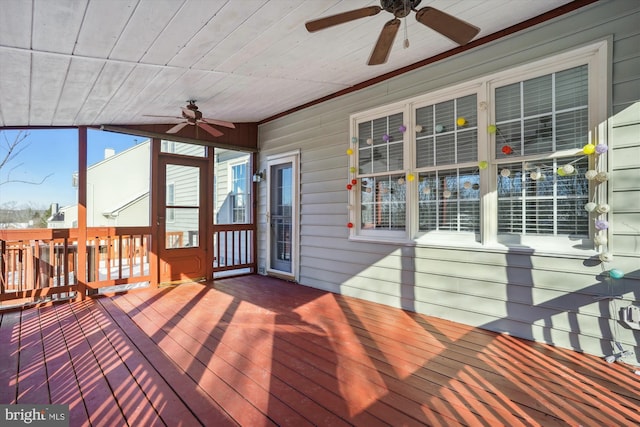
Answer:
381;0;421;17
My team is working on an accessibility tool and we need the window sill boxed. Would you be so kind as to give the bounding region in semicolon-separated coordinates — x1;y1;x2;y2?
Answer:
349;232;599;259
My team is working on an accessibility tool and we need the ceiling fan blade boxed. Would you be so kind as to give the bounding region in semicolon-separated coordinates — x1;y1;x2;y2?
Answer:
166;122;188;134
305;6;381;32
202;118;235;129
198;122;224;137
181;107;197;119
415;7;480;45
368;19;400;66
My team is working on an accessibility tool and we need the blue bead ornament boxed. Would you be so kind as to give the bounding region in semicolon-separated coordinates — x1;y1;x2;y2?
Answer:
609;269;624;279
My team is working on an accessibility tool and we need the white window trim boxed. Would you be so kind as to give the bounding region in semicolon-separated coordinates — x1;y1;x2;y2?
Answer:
348;41;608;257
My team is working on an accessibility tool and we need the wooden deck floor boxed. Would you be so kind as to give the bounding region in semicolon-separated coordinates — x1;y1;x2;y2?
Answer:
1;275;639;426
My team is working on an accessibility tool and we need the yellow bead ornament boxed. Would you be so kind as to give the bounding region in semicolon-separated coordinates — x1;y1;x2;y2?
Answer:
582;144;596;155
456;117;466;126
346;148;353;155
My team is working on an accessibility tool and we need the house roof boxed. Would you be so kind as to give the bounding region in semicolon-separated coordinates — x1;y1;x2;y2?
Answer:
0;0;586;130
102;191;149;218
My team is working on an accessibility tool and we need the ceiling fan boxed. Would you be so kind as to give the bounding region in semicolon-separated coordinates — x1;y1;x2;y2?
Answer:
305;0;480;65
145;100;235;137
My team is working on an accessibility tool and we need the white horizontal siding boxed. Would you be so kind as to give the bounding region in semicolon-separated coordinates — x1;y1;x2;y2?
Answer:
258;0;640;365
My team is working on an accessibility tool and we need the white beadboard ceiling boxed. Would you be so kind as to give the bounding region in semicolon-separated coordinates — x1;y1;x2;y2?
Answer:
0;0;576;128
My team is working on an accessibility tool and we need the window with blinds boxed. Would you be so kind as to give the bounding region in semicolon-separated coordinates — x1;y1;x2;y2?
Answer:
349;42;605;248
494;65;589;236
415;94;479;233
358;113;406;231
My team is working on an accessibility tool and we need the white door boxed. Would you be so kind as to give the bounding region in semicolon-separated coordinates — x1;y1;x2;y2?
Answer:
266;153;298;279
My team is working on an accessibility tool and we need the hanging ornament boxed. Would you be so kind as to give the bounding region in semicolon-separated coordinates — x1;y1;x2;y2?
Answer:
595;219;609;230
435;124;444;133
584;202;597;212
609;269;624;279
557;167;566;177
397;177;405;185
599;252;614;263
443;190;452;198
347;222;354;229
596;204;610;214
585;170;598;180
346;184;353;190
478;160;489;169
351;137;358;143
500;168;511;177
501;145;513;155
349;166;357;173
399;125;407;133
582;144;596;155
472;183;480;190
415;125;423;133
595;144;608;154
530;171;540;180
593;234;608;246
407;173;415;182
463;181;472;189
346;148;353;155
382;134;390;142
351;179;358;185
366;138;373;145
422;187;431;194
366;187;372;193
595;172;609;182
562;164;575;175
456;117;467;127
487;124;497;134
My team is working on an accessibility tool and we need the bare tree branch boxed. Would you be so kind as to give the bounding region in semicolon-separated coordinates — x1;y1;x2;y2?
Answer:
0;130;53;187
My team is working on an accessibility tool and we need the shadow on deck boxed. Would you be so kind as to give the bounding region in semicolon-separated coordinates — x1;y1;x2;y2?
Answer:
1;275;639;426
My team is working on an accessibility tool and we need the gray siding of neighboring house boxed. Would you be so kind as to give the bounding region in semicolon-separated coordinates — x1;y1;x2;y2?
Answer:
87;142;151;227
257;1;640;363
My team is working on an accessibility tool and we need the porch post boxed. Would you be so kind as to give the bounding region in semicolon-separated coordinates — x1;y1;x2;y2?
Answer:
76;127;88;299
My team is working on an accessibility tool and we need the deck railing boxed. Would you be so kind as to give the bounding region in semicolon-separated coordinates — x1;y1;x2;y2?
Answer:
213;223;255;275
0;227;152;307
85;227;152;293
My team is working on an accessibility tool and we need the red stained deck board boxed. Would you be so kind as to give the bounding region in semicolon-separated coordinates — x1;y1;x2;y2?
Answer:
122;285;389;425
211;280;523;425
38;305;90;427
3;275;640;427
121;289;367;427
16;308;50;403
0;310;20;404
114;293;279;427
88;300;200;427
68;300;165;427
52;301;129;427
98;297;236;427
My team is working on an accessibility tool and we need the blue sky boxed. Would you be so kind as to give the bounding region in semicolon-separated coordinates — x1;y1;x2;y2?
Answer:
0;129;145;209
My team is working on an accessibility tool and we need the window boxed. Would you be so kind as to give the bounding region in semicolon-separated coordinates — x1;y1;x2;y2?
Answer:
357;112;406;237
166;183;175;222
415;94;479;233
230;161;248;223
349;42;607;253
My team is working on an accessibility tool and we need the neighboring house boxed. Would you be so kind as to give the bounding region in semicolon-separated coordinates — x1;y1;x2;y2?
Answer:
86;143;151;227
47;204;77;229
257;1;640;364
47;139;251;233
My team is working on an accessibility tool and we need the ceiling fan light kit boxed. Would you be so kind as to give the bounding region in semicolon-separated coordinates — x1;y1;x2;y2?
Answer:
305;0;480;65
